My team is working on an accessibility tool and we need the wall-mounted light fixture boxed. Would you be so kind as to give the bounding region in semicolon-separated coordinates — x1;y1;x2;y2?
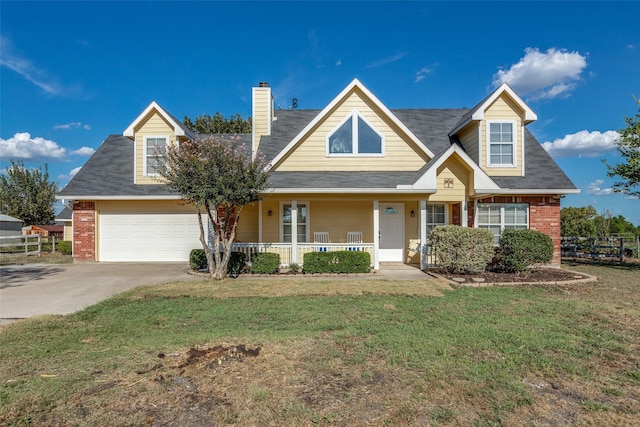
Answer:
410;210;415;217
268;210;273;216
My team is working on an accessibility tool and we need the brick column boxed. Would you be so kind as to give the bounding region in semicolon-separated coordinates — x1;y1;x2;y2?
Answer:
451;203;461;226
73;201;96;262
528;196;561;265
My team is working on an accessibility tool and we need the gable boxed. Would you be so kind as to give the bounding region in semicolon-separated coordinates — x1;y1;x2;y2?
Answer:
272;85;432;172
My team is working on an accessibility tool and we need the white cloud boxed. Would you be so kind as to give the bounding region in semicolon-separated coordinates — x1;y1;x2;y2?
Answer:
542;130;619;158
0;35;61;95
57;166;82;183
69;166;81;177
366;52;408;69
70;146;95;156
0;132;66;159
415;67;432;83
54;122;91;130
586;179;614;196
492;47;587;100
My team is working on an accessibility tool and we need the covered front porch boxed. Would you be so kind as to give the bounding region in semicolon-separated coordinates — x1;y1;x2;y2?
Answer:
233;197;470;270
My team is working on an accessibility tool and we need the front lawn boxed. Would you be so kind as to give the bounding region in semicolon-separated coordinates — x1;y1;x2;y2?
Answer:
1;262;638;426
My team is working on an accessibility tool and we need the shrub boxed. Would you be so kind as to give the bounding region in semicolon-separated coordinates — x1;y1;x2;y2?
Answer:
250;252;280;274
497;228;554;272
57;240;72;255
189;249;247;276
302;251;371;274
430;226;495;274
189;249;208;271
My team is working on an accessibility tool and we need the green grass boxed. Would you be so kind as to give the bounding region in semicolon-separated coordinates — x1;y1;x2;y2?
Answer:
1;261;639;426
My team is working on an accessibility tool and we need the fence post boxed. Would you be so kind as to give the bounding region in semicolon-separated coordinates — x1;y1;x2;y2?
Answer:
52;236;56;253
619;238;624;262
37;234;41;257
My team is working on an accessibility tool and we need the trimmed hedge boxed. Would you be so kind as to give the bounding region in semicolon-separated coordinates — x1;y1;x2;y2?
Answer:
430;225;495;274
57;240;72;255
497;228;554;272
250;252;280;274
303;250;371;274
189;249;247;276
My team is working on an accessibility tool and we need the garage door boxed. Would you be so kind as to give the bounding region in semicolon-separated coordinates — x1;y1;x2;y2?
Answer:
99;213;207;262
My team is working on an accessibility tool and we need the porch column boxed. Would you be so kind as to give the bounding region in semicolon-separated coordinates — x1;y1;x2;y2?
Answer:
258;200;263;243
419;200;427;270
291;200;298;264
462;199;469;227
373;200;380;270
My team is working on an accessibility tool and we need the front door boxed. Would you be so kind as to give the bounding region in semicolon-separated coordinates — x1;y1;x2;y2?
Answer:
379;203;405;262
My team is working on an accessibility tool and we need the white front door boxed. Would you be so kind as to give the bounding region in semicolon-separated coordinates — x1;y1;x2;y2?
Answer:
379;203;405;262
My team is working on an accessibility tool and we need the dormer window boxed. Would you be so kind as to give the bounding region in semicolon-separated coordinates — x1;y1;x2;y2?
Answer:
488;121;516;166
144;136;168;176
327;112;383;155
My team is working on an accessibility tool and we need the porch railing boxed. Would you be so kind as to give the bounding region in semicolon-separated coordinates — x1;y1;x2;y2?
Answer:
231;242;374;267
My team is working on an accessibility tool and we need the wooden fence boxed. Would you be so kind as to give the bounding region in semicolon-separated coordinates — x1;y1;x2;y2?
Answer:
0;234;42;256
561;236;632;261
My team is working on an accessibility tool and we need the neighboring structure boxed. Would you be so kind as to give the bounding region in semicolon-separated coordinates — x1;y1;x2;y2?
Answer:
57;79;578;267
0;213;23;236
22;224;64;238
55;206;73;241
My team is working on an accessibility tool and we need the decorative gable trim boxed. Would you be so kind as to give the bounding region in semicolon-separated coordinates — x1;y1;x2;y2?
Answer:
410;144;500;192
267;78;434;169
123;101;194;139
448;83;537;137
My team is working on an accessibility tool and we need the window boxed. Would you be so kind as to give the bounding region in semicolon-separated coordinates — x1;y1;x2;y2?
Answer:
328;112;383;155
282;203;308;243
144;136;168;175
426;204;446;235
476;203;528;242
488;122;515;166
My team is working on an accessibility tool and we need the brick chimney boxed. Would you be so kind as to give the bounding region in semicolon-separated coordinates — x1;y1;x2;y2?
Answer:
252;82;273;158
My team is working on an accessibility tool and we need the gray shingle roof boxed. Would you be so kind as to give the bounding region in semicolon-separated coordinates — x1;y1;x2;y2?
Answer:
59;107;575;199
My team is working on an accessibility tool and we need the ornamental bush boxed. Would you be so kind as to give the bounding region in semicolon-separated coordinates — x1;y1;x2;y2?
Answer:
190;249;208;271
430;225;495;274
497;228;554;272
250;252;280;274
57;240;72;255
190;249;247;276
302;250;371;274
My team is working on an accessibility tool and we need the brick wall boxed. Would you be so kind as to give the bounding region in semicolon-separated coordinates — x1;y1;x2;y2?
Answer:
451;203;461;226
72;201;96;262
471;196;562;265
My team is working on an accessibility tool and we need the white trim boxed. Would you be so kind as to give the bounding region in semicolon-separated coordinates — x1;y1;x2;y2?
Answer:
521;123;526;177
373;200;380;270
258;200;263;243
143;135;169;176
123;101;188;138
270;187;437;194
477;121;482;168
413;144;500;192
279;200;310;244
486;120;517;168
462;199;469;227
267;78;434;170
474;188;580;195
419;200;427;270
55;195;183;201
475;202;529;241
326;110;385;157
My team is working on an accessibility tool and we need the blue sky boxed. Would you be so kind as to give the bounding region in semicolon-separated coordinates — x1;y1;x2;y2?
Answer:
1;1;639;225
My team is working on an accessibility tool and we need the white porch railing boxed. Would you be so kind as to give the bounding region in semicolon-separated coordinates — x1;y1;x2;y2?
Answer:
231;242;375;267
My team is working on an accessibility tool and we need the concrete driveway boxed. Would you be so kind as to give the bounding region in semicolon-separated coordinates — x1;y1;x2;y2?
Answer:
0;263;197;321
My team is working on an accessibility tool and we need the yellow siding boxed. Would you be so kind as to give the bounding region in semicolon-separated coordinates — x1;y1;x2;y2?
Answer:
253;88;271;154
429;157;470;202
458;123;479;163
63;223;72;241
261;199;280;243
481;94;523;176
275;89;430;171
134;111;176;184
236;203;259;242
310;201;373;243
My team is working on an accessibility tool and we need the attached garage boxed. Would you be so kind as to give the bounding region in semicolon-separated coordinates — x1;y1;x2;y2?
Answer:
99;212;206;262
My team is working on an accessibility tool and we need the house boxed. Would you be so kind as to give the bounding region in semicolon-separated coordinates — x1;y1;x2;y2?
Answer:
54;206;73;241
57;79;578;267
22;224;64;239
0;213;23;236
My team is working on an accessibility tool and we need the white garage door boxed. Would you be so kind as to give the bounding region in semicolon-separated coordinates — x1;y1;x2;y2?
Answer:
99;213;206;262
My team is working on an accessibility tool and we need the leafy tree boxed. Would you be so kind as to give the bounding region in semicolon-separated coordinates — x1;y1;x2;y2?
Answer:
183;113;252;134
560;206;599;237
0;160;58;226
605;97;640;197
609;214;639;235
157;136;269;280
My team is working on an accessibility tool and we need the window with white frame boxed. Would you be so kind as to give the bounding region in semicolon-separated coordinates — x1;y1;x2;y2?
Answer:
426;204;446;235
328;112;383;155
476;203;528;242
282;203;308;243
488;121;515;166
144;136;168;175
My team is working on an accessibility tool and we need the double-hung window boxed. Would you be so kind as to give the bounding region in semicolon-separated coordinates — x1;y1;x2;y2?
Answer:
282;203;308;243
476;203;528;243
488;121;515;166
328;111;383;155
426;204;446;236
144;136;168;176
